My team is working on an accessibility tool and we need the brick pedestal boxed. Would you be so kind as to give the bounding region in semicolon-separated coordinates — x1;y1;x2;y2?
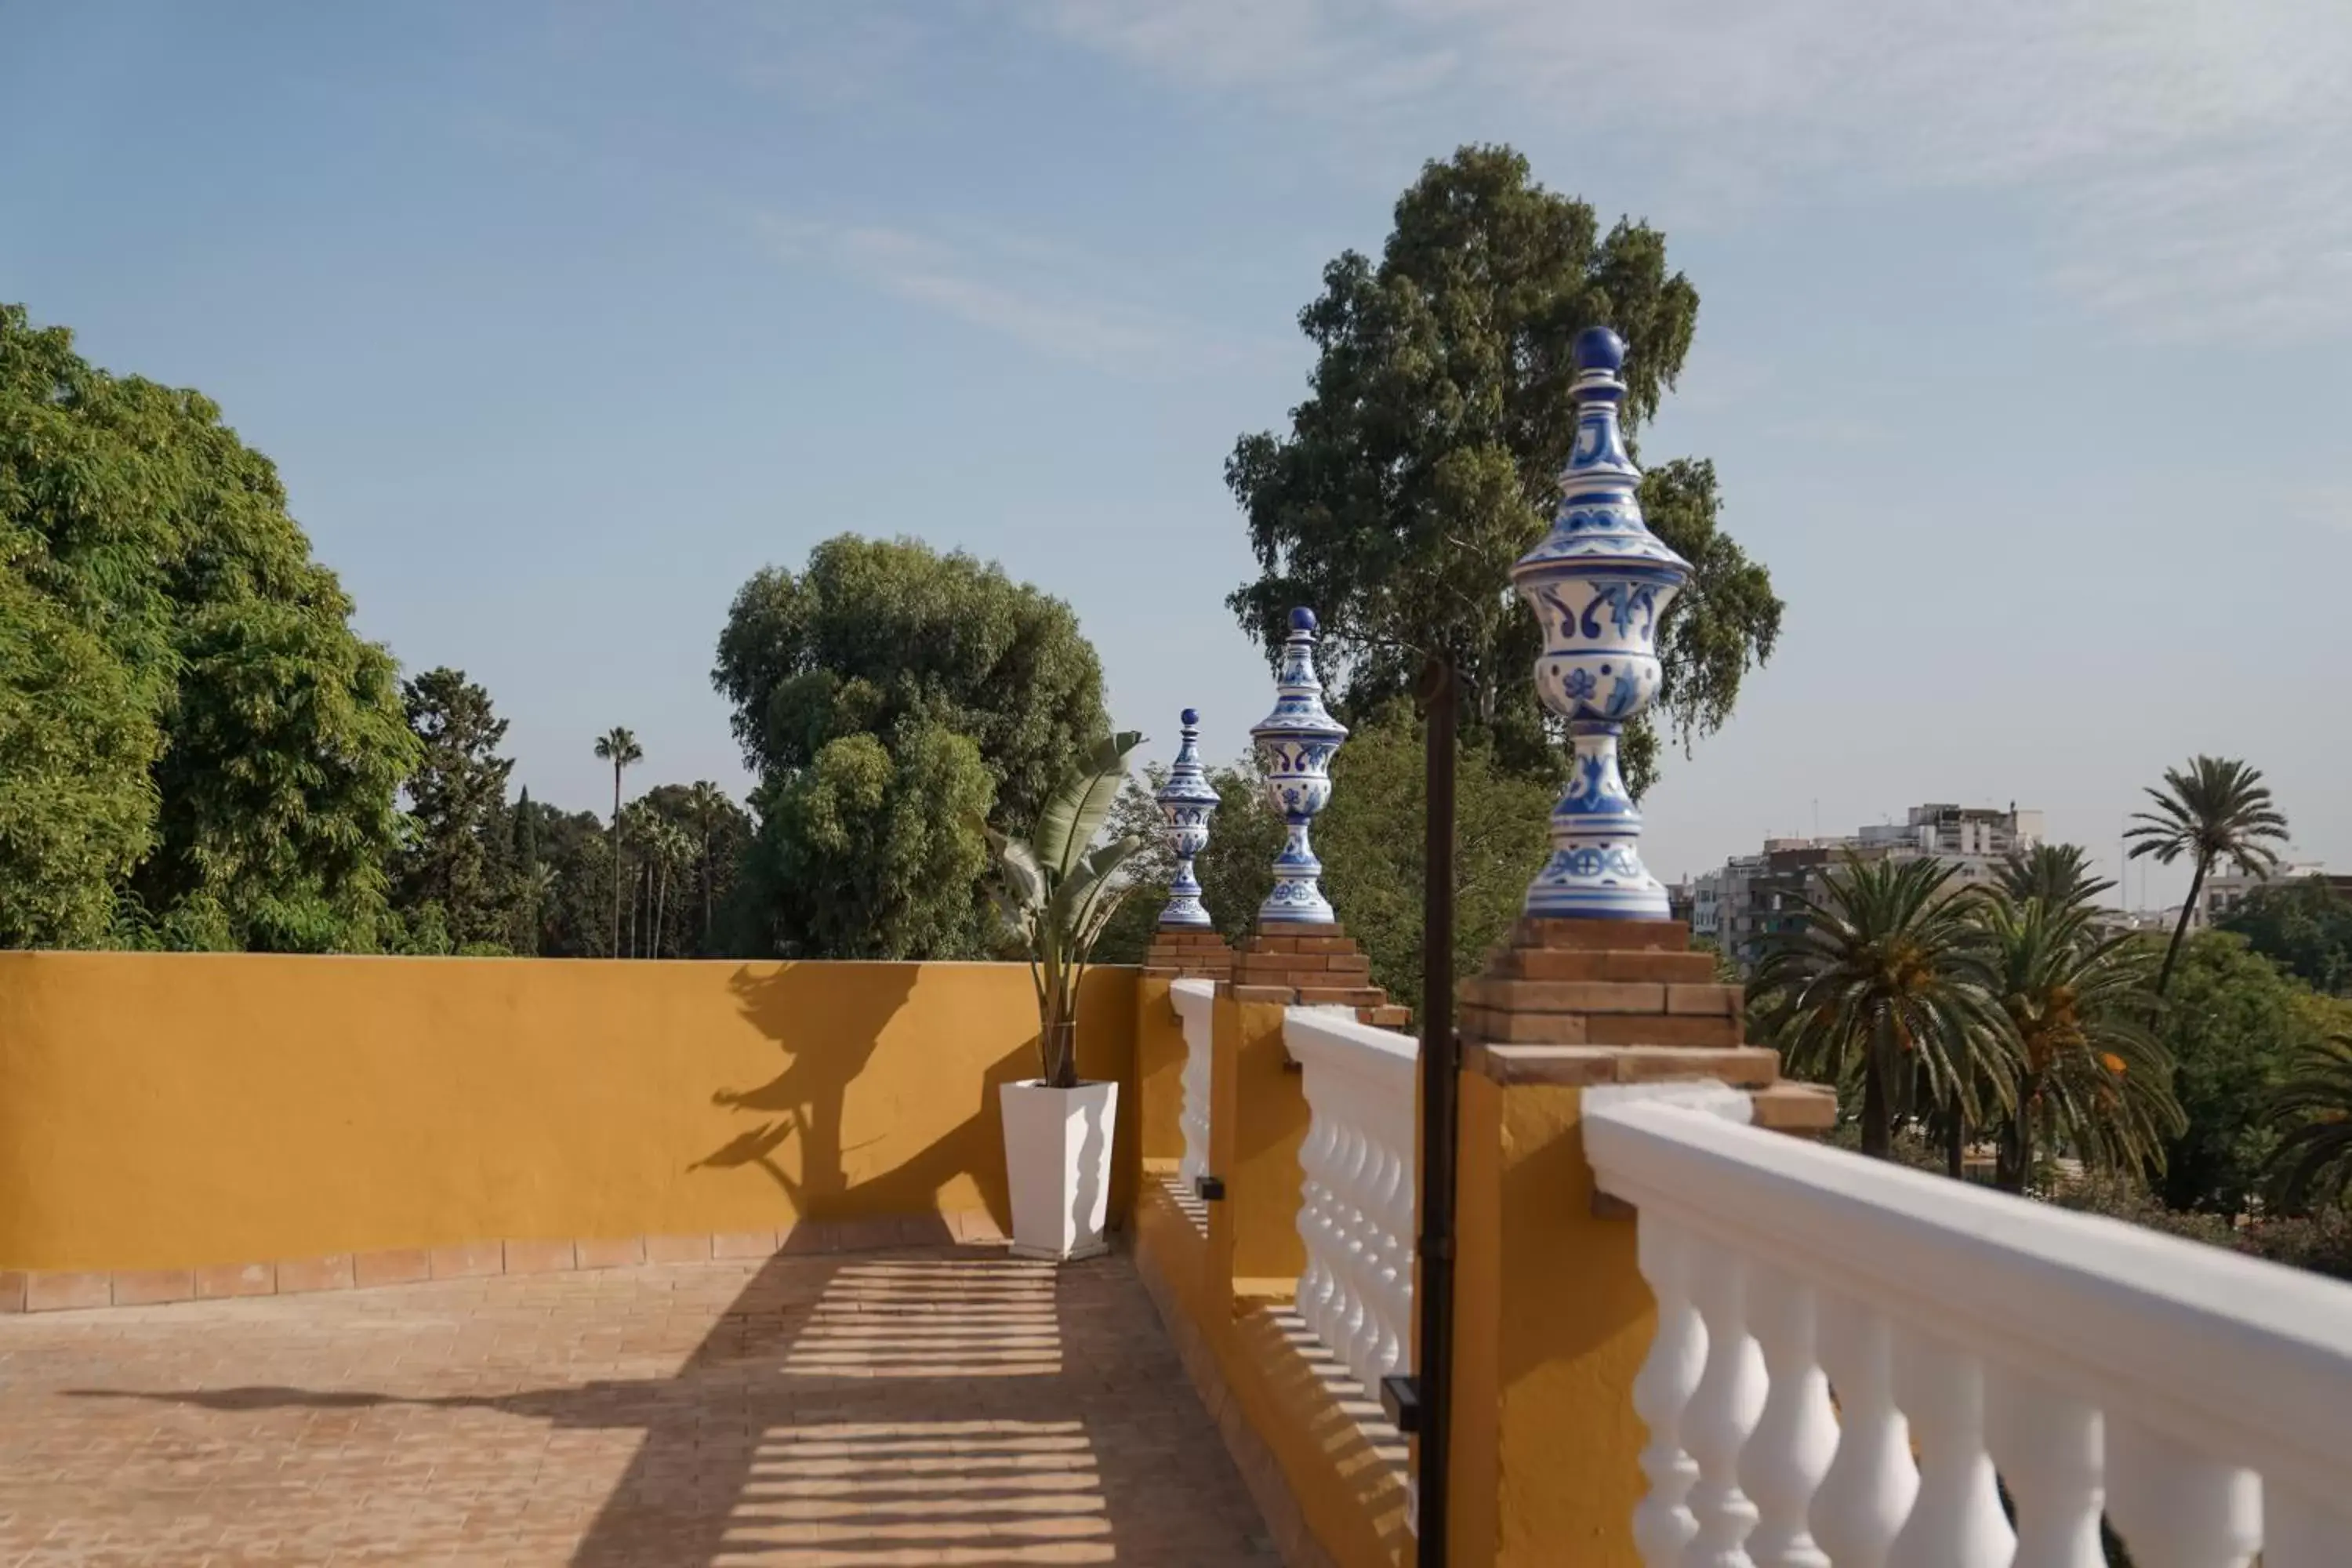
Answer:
1142;926;1234;982
1457;916;1831;1127
1226;925;1408;1029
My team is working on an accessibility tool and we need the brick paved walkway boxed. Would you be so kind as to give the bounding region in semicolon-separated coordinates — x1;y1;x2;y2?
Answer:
0;1247;1280;1566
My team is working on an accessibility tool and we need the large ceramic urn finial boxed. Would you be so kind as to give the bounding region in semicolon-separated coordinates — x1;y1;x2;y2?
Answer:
1154;707;1220;928
1250;608;1348;924
1512;327;1693;920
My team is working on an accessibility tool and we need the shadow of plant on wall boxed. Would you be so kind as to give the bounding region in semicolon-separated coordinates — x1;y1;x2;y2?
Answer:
691;961;1036;1239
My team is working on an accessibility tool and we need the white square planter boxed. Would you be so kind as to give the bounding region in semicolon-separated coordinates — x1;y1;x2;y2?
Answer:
999;1080;1120;1261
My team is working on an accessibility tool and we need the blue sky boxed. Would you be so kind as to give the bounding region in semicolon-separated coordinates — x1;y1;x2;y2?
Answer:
5;0;2347;907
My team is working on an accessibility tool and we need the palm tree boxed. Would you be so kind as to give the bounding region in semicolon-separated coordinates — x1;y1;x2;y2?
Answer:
2126;755;2289;994
686;780;728;951
1996;842;2109;913
593;727;642;957
1981;894;2183;1193
1749;855;2016;1162
2264;1032;2352;1213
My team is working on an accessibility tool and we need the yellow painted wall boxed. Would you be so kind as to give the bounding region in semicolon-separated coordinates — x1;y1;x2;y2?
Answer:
0;953;1138;1272
1449;1075;1650;1566
1210;993;1311;1295
1134;975;1185;1167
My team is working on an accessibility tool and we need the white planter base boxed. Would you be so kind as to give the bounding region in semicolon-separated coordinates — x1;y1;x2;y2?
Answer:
999;1080;1120;1263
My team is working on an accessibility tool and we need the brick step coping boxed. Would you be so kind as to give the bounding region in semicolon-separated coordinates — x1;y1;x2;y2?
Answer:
0;1210;1008;1315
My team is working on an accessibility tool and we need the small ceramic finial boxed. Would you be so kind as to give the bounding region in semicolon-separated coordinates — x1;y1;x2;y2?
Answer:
1250;608;1347;924
1154;708;1219;928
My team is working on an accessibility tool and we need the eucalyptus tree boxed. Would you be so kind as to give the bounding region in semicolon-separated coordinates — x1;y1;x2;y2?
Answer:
2127;755;2290;993
1223;145;1780;795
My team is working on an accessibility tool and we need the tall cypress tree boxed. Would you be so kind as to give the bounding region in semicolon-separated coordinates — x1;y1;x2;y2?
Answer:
513;786;539;956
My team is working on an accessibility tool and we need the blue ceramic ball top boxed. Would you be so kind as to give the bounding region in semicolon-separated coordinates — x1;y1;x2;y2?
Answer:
1288;606;1317;633
1574;326;1625;374
1181;706;1200;726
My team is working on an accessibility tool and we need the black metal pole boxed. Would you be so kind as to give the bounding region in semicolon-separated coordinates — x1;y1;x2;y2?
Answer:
1416;652;1458;1566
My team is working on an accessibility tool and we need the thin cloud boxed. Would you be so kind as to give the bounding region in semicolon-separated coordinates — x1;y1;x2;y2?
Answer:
1027;0;2352;341
752;214;1258;372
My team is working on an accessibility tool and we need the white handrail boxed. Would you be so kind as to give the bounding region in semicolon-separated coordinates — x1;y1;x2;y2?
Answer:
1587;1095;2352;1566
1286;1005;1418;1396
1171;978;1216;1196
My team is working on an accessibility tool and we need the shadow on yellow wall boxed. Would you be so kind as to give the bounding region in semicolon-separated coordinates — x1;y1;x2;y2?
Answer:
0;953;1138;1273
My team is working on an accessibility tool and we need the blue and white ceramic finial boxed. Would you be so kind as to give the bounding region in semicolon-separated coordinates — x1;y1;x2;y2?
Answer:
1511;327;1693;920
1153;707;1220;928
1250;608;1348;924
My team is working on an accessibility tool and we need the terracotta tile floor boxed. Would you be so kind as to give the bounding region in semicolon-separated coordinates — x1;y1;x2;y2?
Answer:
0;1247;1281;1566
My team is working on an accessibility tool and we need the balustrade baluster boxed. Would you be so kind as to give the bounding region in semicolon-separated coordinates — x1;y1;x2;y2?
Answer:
1373;1095;1414;1381
1347;1138;1396;1385
1633;1214;1706;1565
1739;1264;1834;1568
2103;1417;2260;1568
1888;1330;2013;1568
1294;1073;1338;1349
1984;1368;2103;1568
1810;1296;1916;1568
1682;1240;1765;1567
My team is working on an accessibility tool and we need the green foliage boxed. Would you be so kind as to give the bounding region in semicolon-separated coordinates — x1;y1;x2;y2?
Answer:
2154;931;2345;1214
2053;1169;2352;1283
715;535;1105;837
397;668;516;949
2125;755;2290;993
1980;895;2180;1192
1224;146;1780;795
1748;856;2016;1160
1311;703;1553;1014
2;302;416;951
0;550;158;946
2222;874;2352;996
982;733;1149;1087
736;722;997;960
593;726;643;956
715;536;1105;958
2262;1030;2352;1213
1996;842;2110;912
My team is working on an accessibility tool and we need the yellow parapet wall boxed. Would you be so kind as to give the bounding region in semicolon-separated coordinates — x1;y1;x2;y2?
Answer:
0;953;1138;1273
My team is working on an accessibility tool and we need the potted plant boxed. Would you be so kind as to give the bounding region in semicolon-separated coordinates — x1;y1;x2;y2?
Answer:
983;731;1149;1261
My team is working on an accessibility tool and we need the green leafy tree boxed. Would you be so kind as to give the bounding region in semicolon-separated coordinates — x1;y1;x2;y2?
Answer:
0;551;158;946
510;786;542;954
2265;1031;2352;1214
1225;146;1781;795
2126;755;2290;993
3;303;415;952
395;668;515;949
511;797;614;958
1980;895;2181;1193
2157;931;2344;1215
981;733;1149;1087
1749;856;2015;1161
593;727;642;956
1310;703;1553;1012
2223;875;2352;996
735;721;998;960
714;535;1105;957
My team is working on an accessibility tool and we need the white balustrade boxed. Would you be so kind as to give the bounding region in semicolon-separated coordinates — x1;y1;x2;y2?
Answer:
1585;1096;2352;1568
1284;1005;1418;1395
1171;978;1216;1196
